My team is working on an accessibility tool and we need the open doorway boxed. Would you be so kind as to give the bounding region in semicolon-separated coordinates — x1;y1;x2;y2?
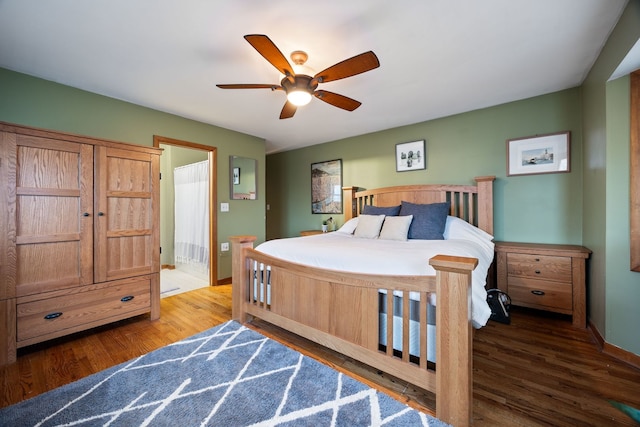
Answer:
153;136;217;297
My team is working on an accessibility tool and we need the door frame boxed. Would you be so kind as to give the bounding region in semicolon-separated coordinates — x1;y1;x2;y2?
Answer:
153;135;217;286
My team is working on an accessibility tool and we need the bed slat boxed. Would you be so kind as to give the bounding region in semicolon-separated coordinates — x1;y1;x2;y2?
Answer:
402;291;410;363
420;295;428;370
386;292;393;357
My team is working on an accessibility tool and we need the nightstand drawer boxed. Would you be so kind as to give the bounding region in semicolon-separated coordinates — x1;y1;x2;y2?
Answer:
508;277;572;312
506;253;571;282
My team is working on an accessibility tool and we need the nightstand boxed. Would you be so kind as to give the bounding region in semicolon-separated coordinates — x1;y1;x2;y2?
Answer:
494;242;591;327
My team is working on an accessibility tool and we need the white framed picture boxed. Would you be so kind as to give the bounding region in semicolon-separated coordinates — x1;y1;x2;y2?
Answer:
507;131;570;176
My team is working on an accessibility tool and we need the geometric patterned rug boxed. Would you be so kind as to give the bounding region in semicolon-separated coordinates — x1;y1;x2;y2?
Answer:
0;321;449;426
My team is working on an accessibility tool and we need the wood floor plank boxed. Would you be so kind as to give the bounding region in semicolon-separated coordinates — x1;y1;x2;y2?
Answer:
1;286;639;426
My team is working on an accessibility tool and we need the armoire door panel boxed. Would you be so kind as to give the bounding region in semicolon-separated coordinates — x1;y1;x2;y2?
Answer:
107;198;152;230
16;242;83;297
16;195;80;236
16;143;81;189
105;235;153;280
15;138;93;296
104;147;155;189
94;146;158;283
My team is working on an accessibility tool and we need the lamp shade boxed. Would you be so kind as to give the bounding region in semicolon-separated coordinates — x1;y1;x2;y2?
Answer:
287;90;312;106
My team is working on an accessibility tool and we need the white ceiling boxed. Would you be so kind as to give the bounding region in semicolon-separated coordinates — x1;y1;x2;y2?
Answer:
0;1;631;154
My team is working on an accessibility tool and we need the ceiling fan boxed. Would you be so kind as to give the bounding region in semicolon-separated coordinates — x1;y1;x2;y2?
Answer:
216;34;380;119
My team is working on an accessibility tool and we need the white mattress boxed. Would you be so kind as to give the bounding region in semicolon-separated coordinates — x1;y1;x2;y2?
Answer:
255;229;494;328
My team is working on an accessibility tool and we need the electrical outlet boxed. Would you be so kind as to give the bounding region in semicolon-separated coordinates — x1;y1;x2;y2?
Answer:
221;242;229;251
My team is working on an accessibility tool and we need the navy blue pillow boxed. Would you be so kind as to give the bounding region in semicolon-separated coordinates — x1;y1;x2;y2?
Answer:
398;201;450;240
362;204;401;216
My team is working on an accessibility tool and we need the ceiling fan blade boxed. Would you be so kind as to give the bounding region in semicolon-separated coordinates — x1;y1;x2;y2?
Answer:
279;101;297;119
216;84;281;90
313;90;362;111
314;51;379;83
244;34;295;77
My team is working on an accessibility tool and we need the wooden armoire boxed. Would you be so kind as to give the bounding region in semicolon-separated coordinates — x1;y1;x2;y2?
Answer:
0;122;161;366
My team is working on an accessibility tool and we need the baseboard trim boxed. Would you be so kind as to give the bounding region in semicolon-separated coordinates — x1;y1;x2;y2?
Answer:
588;319;640;370
217;277;232;286
161;264;176;270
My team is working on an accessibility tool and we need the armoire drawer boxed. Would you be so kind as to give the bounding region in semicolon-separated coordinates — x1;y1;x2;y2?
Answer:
506;253;572;282
17;276;151;346
507;277;572;312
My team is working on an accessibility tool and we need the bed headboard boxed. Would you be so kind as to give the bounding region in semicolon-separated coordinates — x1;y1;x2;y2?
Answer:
343;176;495;234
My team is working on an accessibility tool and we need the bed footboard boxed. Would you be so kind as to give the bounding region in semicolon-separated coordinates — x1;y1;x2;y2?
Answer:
230;236;476;427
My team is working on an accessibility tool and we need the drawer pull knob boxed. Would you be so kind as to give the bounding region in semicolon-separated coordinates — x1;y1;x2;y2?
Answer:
98;212;105;217
83;212;90;217
121;295;134;302
535;270;541;274
531;290;545;296
44;312;63;320
535;258;540;262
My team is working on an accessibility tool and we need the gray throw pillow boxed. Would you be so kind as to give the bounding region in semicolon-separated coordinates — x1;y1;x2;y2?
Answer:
399;201;450;240
362;204;401;216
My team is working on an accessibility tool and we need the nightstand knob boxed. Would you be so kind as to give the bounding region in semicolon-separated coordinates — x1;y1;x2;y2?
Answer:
535;258;540;262
531;290;545;296
535;270;541;274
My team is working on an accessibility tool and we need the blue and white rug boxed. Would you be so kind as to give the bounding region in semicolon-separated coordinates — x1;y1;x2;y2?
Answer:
0;321;449;426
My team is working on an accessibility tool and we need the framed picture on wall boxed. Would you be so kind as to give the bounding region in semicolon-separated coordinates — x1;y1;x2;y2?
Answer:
232;167;240;185
396;140;426;172
507;131;571;176
311;159;342;214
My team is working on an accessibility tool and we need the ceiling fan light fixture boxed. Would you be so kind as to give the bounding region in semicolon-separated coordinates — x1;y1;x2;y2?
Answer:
217;35;380;119
287;90;312;106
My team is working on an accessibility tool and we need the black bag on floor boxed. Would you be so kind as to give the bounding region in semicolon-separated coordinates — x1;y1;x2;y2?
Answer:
487;289;511;324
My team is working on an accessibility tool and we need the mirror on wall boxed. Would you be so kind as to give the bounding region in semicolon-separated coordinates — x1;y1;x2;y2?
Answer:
230;156;257;200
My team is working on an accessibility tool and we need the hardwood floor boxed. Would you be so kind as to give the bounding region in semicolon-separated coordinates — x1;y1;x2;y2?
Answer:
1;285;639;426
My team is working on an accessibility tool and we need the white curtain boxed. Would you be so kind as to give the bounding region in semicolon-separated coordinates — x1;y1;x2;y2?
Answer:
174;160;209;271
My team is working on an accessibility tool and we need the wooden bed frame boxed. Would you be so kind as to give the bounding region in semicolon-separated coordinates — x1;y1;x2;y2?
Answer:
230;176;495;427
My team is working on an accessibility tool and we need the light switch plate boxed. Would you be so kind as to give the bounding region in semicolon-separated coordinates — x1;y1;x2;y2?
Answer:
220;202;229;212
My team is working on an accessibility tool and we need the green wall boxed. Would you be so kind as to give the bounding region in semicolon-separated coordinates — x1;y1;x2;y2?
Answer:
0;67;266;281
583;0;640;356
267;88;583;244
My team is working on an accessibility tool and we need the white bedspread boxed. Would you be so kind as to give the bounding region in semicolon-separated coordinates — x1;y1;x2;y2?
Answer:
255;230;493;328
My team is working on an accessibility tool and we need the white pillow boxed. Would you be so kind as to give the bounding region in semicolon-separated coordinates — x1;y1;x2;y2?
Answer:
353;214;386;239
443;216;495;253
337;217;359;234
379;215;413;241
